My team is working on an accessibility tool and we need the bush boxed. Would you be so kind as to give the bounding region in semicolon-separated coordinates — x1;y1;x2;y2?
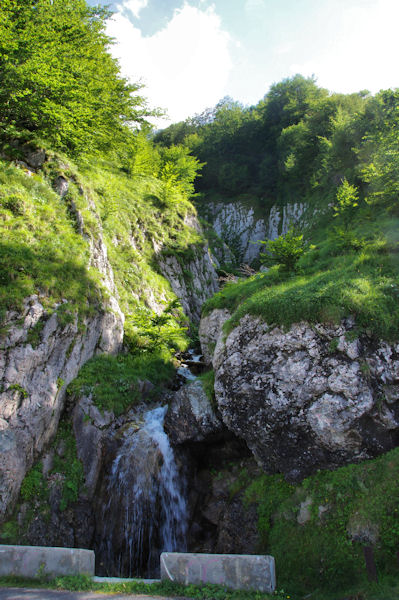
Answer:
259;227;307;272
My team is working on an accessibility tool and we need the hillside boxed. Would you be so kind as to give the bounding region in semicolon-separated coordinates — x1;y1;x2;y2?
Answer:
1;2;399;599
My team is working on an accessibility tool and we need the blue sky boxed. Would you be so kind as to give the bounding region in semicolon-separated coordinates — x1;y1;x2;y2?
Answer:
88;0;399;126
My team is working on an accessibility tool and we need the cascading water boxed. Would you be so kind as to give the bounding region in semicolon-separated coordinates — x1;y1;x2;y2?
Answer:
95;405;188;577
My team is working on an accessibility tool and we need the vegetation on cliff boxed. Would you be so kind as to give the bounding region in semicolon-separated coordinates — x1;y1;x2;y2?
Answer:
2;1;399;598
0;0;207;416
178;77;399;340
238;446;399;597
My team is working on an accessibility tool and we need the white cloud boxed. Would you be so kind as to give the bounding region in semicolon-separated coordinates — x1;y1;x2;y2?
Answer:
244;0;265;14
107;3;232;126
289;0;399;94
118;0;148;19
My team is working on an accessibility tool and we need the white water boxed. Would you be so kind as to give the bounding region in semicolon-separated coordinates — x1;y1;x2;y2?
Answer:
97;406;188;577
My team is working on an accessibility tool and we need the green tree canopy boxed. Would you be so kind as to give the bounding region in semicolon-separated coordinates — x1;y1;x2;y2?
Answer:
0;0;153;156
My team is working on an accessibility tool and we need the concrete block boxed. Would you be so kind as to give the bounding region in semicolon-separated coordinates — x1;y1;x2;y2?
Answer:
160;552;275;593
0;544;95;578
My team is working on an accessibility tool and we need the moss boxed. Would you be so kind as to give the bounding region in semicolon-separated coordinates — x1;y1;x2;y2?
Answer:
20;462;48;502
243;447;399;596
67;351;175;416
52;421;84;511
8;383;28;399
328;337;339;353
198;370;216;409
26;319;45;348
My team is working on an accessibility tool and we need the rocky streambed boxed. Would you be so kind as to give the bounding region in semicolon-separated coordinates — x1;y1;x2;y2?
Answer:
1;305;399;581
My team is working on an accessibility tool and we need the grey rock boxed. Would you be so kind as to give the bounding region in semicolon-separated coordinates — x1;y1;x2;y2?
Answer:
213;315;399;480
199;308;231;365
54;176;69;197
0;187;124;520
198;199;307;264
297;496;313;525
165;379;222;445
72;396;113;499
24;149;46;169
157;245;218;323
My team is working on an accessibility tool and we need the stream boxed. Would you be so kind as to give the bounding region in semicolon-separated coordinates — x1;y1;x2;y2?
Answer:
95;352;203;577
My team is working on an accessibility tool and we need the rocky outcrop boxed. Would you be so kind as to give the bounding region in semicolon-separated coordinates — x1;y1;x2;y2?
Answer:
198;199;307;264
0;168;126;520
165;379;222;445
187;458;260;555
208;313;399;481
0;295;123;520
198;308;231;365
157;245;218;324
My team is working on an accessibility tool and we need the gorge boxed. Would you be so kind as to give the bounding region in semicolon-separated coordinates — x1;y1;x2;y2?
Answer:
1;3;399;596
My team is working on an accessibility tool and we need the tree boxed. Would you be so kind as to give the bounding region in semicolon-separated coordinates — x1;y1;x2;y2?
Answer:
0;0;153;157
259;227;307;272
159;145;204;198
333;178;359;231
359;90;399;211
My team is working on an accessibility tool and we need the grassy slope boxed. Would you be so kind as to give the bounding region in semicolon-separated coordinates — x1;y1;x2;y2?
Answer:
0;152;207;408
201;199;399;597
239;445;399;597
203;203;399;341
0;159;102;324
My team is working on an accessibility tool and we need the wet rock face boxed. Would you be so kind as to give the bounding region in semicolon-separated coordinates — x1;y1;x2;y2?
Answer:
213;315;399;481
164;379;223;445
187;458;260;555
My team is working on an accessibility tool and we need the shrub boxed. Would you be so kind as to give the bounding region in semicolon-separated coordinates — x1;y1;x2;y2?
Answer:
259;227;307;272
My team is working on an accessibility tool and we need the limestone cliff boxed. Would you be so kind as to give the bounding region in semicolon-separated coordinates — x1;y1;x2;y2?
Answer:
200;309;399;481
198;198;307;265
0;153;218;522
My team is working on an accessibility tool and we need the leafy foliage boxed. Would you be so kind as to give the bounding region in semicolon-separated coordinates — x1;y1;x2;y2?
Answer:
20;462;48;502
259;227;307;271
0;0;153;157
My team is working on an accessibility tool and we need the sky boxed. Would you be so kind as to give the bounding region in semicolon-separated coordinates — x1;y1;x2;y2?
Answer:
88;0;399;127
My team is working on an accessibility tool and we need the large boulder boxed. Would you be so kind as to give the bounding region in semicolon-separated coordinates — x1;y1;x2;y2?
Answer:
213;314;399;480
199;309;231;366
165;379;223;445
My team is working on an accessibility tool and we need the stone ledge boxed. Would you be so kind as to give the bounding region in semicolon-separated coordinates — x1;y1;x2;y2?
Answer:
160;552;275;593
0;544;95;578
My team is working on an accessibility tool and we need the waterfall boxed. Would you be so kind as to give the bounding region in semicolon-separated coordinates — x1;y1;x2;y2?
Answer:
95;405;188;577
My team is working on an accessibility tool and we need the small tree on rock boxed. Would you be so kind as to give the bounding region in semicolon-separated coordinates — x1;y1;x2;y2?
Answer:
259;226;306;272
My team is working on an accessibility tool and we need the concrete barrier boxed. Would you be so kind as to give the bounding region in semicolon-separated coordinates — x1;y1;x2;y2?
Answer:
160;552;276;593
0;544;95;578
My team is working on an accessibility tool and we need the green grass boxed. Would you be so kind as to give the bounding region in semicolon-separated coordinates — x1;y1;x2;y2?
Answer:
243;446;399;597
0;573;398;600
198;369;216;408
0;160;103;323
79;158;202;316
203;208;399;341
67;350;176;415
0;574;290;599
